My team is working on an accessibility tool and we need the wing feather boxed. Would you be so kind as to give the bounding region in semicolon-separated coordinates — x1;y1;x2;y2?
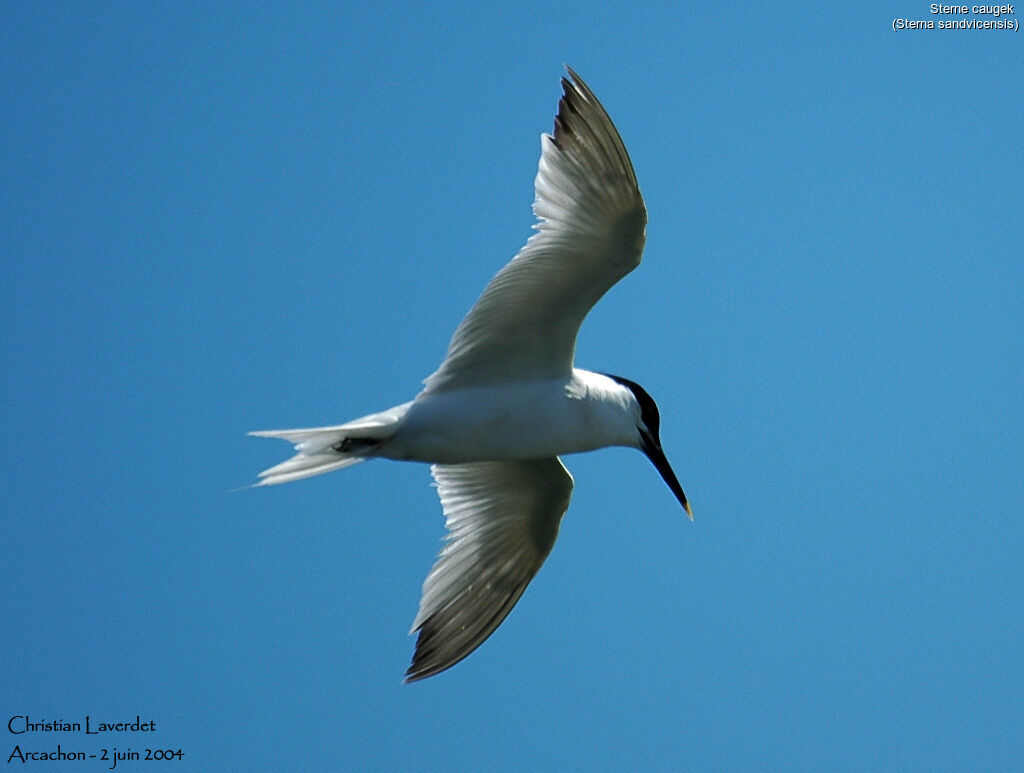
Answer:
424;69;646;392
405;458;573;682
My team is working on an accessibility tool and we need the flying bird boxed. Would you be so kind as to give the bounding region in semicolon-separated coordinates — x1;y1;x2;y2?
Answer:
251;68;692;682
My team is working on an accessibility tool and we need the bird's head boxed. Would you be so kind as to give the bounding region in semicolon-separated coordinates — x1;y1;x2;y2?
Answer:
603;373;693;520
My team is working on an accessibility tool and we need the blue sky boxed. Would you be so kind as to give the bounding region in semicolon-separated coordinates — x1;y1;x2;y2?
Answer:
3;2;1022;770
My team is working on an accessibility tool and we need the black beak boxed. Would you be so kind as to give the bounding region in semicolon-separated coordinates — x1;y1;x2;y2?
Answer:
642;434;693;520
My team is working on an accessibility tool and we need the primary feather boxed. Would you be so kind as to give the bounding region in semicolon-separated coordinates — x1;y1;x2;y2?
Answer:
423;68;646;393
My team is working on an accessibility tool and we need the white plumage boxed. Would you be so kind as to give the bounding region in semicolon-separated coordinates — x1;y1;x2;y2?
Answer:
251;68;691;682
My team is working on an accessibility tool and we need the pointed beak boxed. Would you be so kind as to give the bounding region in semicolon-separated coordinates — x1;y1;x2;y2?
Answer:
642;436;693;520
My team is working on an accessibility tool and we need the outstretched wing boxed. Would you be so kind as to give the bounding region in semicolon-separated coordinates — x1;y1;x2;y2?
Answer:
424;68;646;393
406;458;573;682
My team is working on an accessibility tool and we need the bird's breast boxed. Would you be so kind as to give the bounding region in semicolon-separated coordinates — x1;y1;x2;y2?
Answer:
382;378;634;464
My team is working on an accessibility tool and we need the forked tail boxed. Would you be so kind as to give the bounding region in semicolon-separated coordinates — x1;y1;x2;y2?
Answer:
249;402;410;486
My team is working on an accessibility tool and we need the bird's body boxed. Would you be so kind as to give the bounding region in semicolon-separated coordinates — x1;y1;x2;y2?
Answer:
389;370;640;463
251;68;692;681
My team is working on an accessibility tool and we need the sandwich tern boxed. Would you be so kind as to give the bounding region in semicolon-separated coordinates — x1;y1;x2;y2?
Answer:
251;68;692;681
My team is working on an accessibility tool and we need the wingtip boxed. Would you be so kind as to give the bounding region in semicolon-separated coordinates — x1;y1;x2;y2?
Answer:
402;669;425;685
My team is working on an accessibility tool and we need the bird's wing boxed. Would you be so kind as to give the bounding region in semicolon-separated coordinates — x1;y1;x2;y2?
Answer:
423;68;646;393
405;457;574;682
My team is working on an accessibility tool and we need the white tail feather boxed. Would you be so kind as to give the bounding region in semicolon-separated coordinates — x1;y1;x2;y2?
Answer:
249;402;411;486
253;451;366;486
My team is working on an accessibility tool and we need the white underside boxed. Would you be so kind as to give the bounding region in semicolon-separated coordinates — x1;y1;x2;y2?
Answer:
251;370;642;483
384;370;640;464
